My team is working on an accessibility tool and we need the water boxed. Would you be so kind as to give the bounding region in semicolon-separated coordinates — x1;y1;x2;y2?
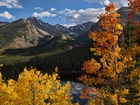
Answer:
61;81;91;105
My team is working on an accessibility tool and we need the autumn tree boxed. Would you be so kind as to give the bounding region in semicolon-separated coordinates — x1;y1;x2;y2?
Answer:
122;19;140;104
0;67;79;105
79;1;140;105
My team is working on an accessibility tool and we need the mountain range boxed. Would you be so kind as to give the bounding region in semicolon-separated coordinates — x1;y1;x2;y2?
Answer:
0;7;140;56
0;16;94;50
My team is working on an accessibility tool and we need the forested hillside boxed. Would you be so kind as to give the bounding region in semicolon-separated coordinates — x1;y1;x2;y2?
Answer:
1;41;95;81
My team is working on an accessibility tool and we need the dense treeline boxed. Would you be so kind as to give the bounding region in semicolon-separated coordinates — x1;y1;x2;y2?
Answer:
1;21;140;81
1;41;97;81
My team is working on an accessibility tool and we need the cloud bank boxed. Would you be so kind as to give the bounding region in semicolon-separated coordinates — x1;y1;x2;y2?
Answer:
59;0;129;26
50;8;56;11
59;8;105;24
0;0;23;8
32;11;57;18
0;11;15;19
84;0;128;7
34;7;44;11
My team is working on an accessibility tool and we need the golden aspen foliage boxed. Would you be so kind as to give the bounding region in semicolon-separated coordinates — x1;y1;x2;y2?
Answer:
0;68;79;105
79;1;124;84
79;1;140;105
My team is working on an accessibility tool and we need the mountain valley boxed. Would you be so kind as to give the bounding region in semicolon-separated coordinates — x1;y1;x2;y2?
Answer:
0;6;140;80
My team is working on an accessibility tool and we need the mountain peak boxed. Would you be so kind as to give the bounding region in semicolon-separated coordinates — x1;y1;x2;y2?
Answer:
27;16;37;20
12;18;27;24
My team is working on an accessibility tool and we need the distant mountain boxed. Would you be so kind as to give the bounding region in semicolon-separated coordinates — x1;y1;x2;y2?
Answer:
54;24;69;34
0;17;94;50
28;17;94;38
68;21;94;38
44;34;76;51
2;7;138;50
27;17;63;35
76;7;140;43
0;22;9;26
75;22;99;43
0;18;51;49
1;34;76;56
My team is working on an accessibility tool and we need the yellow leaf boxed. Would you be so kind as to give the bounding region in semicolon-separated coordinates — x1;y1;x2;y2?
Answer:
120;97;127;103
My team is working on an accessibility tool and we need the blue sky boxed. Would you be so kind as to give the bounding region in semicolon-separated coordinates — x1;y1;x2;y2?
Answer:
0;0;128;27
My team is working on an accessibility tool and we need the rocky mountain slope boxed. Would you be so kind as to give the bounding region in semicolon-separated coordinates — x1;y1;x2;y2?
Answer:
0;18;52;49
27;17;94;38
0;17;94;49
0;22;9;26
0;6;139;51
75;7;140;43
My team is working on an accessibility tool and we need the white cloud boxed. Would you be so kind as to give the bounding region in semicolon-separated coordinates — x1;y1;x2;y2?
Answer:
0;0;22;8
34;7;44;11
0;11;15;19
59;0;129;26
61;23;76;28
50;8;56;11
113;0;128;7
32;11;57;18
84;0;128;7
73;14;80;19
60;8;105;24
58;8;76;15
104;0;110;5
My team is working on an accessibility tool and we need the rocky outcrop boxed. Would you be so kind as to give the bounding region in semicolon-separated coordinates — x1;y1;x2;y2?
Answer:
0;18;51;48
